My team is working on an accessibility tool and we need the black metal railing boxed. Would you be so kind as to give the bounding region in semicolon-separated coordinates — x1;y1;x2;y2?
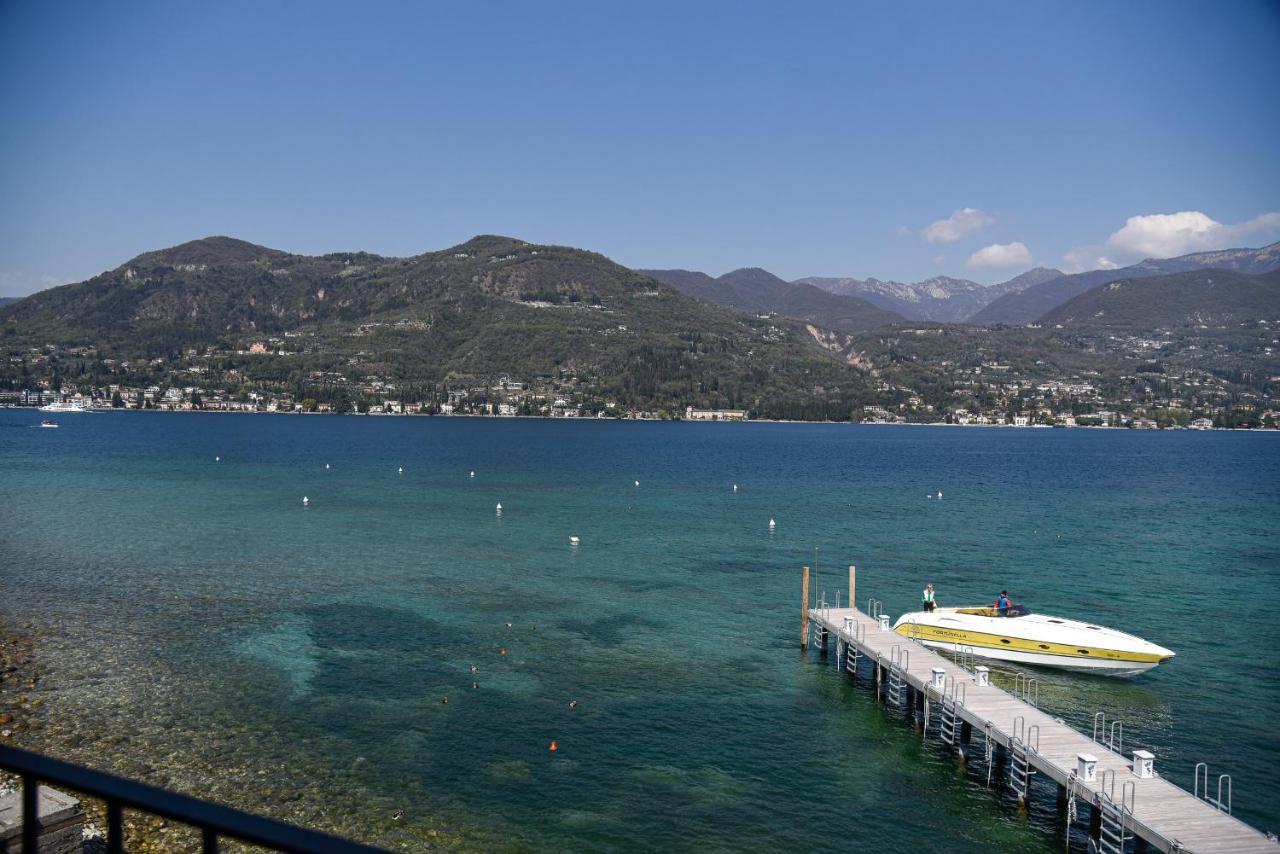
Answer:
0;744;388;853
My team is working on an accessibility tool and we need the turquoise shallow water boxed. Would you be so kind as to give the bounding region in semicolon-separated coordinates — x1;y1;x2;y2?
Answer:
2;410;1278;851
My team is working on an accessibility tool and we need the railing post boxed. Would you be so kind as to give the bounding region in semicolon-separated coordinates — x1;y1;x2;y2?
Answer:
22;773;38;854
108;802;124;854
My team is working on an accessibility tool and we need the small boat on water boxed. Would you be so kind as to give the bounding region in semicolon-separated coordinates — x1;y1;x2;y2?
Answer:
892;604;1174;677
40;420;59;428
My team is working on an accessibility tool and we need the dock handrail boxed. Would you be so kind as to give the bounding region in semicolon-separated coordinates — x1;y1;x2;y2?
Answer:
1011;715;1039;752
1195;763;1233;815
889;645;910;672
1013;671;1039;708
1094;713;1123;754
0;744;386;854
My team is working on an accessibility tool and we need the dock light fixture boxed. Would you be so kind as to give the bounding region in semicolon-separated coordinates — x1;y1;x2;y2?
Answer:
975;666;990;687
1077;753;1098;782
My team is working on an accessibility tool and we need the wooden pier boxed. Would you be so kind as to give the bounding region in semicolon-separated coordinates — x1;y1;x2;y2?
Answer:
804;571;1276;853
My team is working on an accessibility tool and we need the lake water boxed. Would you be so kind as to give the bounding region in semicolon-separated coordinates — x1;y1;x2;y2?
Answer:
2;410;1278;851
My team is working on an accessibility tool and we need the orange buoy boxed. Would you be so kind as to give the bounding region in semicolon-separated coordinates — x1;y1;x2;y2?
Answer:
549;740;558;752
500;648;507;656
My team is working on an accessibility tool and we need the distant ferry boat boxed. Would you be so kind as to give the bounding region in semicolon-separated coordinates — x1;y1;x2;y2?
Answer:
38;399;90;413
40;420;59;428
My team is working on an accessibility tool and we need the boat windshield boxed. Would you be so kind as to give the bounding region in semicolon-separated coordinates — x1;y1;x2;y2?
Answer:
957;605;1032;618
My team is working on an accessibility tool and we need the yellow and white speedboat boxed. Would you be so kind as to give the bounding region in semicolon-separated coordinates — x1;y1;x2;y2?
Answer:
892;604;1174;677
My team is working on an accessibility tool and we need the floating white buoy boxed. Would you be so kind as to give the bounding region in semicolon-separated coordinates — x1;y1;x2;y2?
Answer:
215;456;220;462
768;518;776;529
634;480;640;487
302;496;309;506
569;536;580;545
470;471;475;478
496;502;503;512
937;490;942;500
325;463;330;470
732;484;737;492
398;467;403;474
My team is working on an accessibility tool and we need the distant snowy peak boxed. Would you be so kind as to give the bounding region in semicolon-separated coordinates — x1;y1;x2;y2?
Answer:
793;271;1050;322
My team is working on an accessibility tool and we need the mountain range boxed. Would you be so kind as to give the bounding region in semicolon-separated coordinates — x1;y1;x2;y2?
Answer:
2;233;1277;421
970;242;1280;324
635;267;902;332
794;267;1062;323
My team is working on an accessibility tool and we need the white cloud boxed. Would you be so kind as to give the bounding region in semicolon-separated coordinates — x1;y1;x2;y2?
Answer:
895;225;912;238
966;241;1032;269
932;254;946;265
1060;210;1280;273
923;208;995;244
1104;210;1280;258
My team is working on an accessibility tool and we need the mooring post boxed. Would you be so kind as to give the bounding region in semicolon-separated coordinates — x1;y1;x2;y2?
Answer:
1088;800;1102;843
959;721;972;758
800;566;810;650
848;565;856;610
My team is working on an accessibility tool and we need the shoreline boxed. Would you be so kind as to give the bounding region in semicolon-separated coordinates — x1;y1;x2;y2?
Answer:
2;405;1274;432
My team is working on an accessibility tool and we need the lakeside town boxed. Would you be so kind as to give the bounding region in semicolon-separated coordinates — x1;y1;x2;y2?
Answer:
5;337;1277;429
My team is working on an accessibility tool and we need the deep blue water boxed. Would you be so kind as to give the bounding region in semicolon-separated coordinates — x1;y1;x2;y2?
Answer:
2;410;1278;851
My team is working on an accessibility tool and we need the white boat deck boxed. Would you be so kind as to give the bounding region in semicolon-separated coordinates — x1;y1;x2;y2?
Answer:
810;606;1277;853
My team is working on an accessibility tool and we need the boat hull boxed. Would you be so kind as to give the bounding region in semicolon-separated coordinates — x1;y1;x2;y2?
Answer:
911;637;1160;677
893;607;1174;678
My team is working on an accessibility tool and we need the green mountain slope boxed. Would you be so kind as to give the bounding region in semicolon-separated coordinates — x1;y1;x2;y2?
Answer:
0;235;882;417
638;266;902;333
1040;269;1280;328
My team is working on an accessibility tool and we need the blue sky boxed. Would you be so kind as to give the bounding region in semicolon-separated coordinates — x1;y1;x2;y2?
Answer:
2;1;1278;295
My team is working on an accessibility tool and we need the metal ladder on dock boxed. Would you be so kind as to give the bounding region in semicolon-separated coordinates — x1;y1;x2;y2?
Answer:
1093;772;1135;854
840;618;864;676
886;647;908;708
939;681;965;748
1008;716;1040;802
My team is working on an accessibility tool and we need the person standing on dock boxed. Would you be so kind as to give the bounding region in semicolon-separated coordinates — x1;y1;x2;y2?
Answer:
922;583;936;612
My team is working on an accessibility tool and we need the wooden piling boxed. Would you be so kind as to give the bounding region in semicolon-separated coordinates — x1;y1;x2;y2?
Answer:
800;566;810;650
848;565;856;609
